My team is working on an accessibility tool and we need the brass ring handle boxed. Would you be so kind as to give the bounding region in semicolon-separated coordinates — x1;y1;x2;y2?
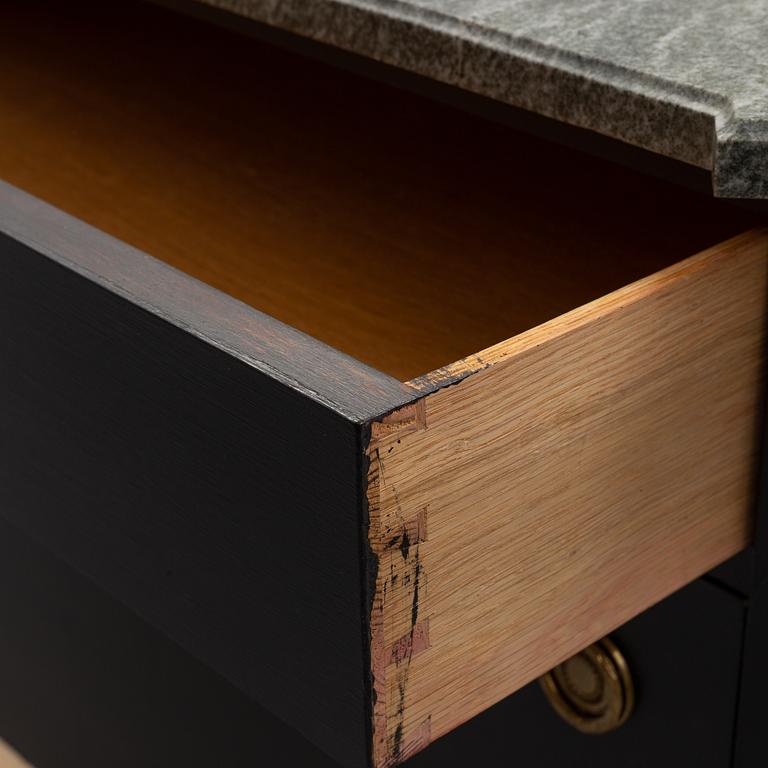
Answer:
539;636;634;734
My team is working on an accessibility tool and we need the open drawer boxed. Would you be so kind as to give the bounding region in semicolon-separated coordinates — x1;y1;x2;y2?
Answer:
0;2;765;768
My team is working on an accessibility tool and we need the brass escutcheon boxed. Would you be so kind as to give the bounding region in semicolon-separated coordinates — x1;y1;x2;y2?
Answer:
539;636;634;734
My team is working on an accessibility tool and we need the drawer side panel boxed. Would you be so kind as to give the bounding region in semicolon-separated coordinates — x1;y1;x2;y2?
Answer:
366;230;768;766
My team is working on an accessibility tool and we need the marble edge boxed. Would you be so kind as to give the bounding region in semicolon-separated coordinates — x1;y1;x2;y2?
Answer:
197;0;768;199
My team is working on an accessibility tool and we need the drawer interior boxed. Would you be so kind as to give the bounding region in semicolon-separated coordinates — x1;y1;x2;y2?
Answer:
0;0;754;381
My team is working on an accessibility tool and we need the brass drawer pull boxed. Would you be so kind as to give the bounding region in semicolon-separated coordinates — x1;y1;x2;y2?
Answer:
539;636;634;734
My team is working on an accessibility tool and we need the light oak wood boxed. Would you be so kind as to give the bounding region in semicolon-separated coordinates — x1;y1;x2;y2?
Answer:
0;1;753;381
0;741;30;768
366;231;768;766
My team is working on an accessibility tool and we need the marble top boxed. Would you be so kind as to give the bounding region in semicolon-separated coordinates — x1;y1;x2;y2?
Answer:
200;0;768;199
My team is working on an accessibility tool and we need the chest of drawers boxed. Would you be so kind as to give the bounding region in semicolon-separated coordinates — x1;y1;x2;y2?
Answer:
1;1;766;767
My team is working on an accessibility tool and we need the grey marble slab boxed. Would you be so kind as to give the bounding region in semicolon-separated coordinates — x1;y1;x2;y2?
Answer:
197;0;768;198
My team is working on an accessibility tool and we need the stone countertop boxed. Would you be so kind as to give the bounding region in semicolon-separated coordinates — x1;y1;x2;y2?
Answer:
198;0;768;199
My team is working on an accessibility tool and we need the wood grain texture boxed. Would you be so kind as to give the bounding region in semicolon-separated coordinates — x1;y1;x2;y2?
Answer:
0;0;755;381
366;231;768;766
0;224;395;768
0;5;763;765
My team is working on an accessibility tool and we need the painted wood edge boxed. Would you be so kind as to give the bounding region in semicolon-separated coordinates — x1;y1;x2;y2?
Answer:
363;402;429;768
0;179;414;423
408;228;768;394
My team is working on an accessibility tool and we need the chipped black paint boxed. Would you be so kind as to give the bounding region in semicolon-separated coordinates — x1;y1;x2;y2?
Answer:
411;557;422;629
400;528;411;560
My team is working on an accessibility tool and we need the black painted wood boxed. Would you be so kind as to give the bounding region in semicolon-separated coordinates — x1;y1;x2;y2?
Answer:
0;520;746;768
0;158;760;768
733;580;768;768
751;380;768;585
0;515;341;768
707;550;759;598
727;241;768;767
0;183;414;768
0;181;413;423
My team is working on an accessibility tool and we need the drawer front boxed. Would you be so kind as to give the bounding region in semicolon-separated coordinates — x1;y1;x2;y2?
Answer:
0;514;744;768
1;180;765;768
0;183;412;768
405;577;745;768
366;233;767;765
0;516;339;768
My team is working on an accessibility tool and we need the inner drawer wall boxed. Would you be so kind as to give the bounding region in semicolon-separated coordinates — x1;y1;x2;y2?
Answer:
0;0;755;380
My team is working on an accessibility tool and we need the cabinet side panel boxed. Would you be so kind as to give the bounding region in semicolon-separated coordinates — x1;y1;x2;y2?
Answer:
0;234;369;768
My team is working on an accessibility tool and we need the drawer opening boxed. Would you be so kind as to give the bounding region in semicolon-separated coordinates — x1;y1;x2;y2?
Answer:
0;0;754;382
